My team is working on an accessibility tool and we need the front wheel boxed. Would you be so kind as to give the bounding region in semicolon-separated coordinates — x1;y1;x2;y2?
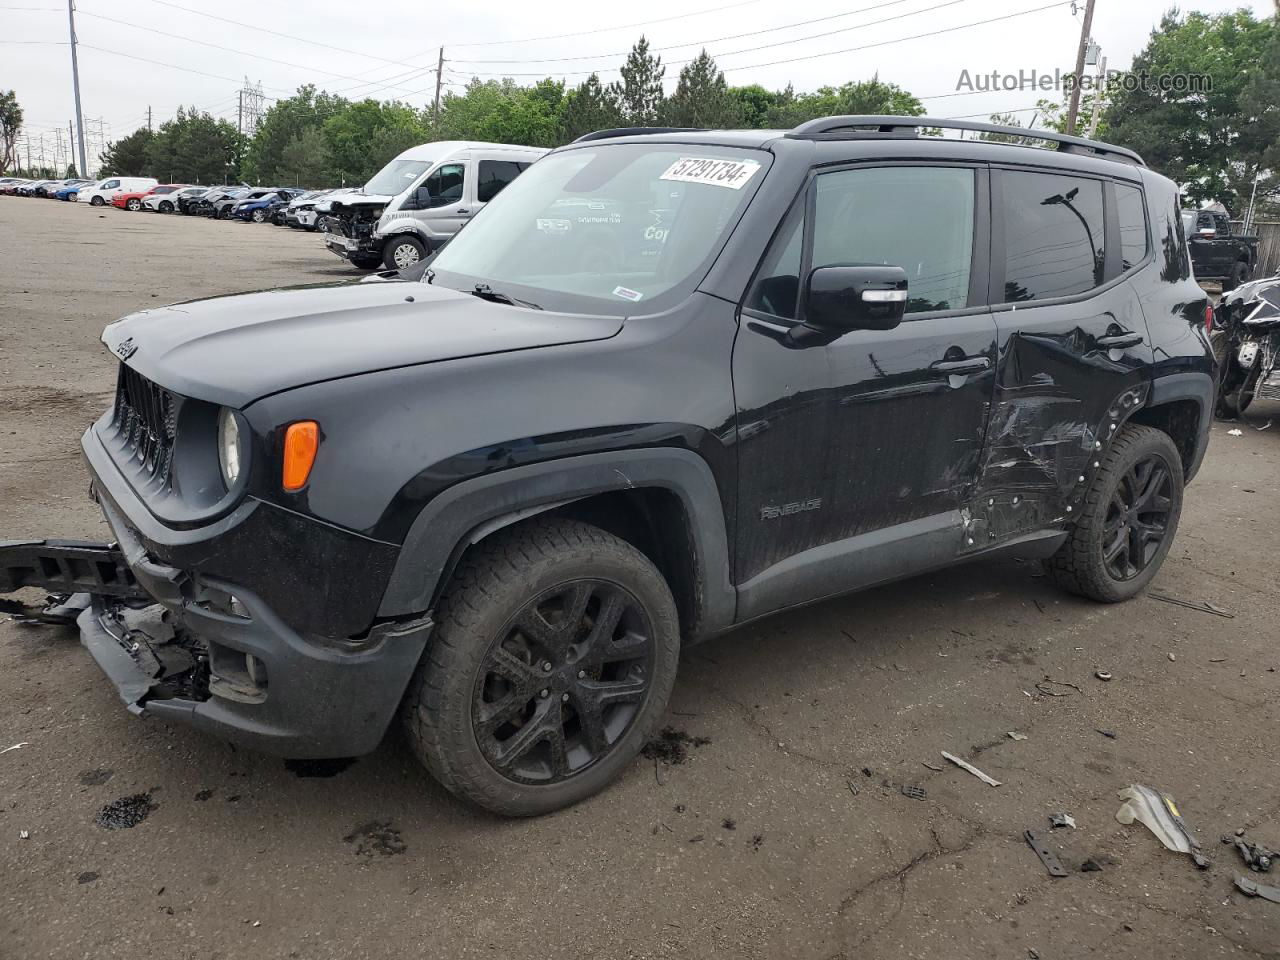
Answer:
251;209;266;223
1223;261;1249;292
383;235;427;271
1049;424;1184;602
402;518;680;817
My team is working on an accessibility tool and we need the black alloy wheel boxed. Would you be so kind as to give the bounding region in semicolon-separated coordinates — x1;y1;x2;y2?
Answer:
472;579;654;785
1101;455;1173;582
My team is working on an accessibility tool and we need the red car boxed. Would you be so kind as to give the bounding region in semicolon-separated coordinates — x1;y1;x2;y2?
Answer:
112;184;184;211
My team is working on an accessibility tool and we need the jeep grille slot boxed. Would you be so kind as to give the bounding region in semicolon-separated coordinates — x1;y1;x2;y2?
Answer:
113;364;177;485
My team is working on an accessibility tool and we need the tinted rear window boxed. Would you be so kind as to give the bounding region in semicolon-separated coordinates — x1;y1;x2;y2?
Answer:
1115;184;1149;271
1002;171;1105;302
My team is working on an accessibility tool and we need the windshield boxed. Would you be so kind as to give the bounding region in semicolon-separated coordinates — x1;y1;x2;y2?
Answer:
429;144;769;313
364;158;431;196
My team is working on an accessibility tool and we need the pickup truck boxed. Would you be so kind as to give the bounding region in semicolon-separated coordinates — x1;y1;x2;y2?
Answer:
1183;209;1259;290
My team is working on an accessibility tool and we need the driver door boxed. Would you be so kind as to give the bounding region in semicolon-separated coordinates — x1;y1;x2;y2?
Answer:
411;157;471;240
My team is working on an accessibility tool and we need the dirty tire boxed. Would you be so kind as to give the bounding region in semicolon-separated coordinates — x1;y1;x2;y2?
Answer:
383;235;426;271
1223;260;1249;292
1049;424;1184;603
402;518;680;817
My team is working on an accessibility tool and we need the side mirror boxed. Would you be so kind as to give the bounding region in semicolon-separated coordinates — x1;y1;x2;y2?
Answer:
403;185;431;210
804;264;908;332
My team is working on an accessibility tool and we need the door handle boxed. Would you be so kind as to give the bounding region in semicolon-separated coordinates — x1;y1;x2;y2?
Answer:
1097;331;1143;349
931;356;991;376
456;208;470;214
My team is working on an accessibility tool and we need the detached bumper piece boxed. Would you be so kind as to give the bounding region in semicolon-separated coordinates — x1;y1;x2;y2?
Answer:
0;539;148;624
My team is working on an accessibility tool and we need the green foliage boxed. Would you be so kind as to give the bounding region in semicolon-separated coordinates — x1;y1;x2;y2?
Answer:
559;74;624;141
323;99;427;185
243;84;348;184
141;108;243;184
611;36;665;125
662;50;741;128
278;127;331;187
99;127;156;176
0;89;22;173
1104;9;1278;212
65;163;78;178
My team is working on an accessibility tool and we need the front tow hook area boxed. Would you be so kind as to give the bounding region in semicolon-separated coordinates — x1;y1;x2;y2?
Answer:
0;539;150;624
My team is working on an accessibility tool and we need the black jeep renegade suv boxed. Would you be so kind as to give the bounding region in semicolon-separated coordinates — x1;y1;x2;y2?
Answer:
1;117;1215;816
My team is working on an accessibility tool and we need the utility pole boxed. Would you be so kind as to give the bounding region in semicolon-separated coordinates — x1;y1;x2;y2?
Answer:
1065;0;1097;135
433;47;444;129
67;0;88;176
238;89;243;135
147;106;152;132
1087;55;1107;138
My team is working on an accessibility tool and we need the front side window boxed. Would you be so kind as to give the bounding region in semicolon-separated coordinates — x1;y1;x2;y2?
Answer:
429;144;769;314
477;160;524;203
1002;171;1105;302
424;163;466;207
812;166;976;315
103;180;119;188
1115;183;1149;271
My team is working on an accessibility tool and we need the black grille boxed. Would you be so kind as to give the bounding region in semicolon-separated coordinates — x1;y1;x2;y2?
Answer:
113;364;177;485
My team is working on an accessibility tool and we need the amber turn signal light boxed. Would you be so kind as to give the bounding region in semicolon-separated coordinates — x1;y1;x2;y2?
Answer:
282;421;319;491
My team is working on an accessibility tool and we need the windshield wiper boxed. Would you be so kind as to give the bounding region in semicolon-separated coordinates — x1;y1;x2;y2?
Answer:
469;283;542;310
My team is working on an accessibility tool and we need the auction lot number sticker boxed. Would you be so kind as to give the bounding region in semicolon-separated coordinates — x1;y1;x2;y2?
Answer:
660;157;761;190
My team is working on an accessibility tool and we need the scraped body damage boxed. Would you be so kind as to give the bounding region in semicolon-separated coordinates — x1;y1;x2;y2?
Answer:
965;328;1150;548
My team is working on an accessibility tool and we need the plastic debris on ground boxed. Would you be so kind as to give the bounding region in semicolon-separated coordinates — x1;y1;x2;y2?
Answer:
1;742;28;755
1227;428;1244;436
1235;876;1280;903
1095;671;1112;681
941;751;1001;787
1115;784;1209;869
1007;732;1028;741
1049;812;1076;829
1222;831;1276;872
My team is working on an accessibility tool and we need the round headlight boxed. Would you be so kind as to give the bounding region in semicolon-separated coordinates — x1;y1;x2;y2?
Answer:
217;408;243;488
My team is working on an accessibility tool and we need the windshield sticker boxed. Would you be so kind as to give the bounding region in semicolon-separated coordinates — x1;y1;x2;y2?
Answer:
612;286;643;302
660;157;761;190
536;218;572;234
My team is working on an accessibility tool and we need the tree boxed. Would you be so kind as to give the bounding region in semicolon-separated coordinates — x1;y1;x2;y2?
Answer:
1104;10;1276;211
727;84;779;128
559;73;624;141
610;36;665;125
279;127;332;187
243;84;348;185
141;108;242;183
1237;21;1280;219
323;100;429;185
761;77;924;128
99;127;155;176
64;163;78;178
661;50;741;128
0;90;21;173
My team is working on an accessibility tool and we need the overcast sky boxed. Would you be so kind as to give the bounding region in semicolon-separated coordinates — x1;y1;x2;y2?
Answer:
2;0;1271;167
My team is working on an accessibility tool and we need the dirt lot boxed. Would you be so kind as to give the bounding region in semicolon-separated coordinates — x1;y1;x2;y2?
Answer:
1;197;1278;960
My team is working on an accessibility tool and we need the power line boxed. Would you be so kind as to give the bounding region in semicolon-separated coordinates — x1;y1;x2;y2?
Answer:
451;0;926;64
456;1;1069;77
78;43;289;93
448;0;767;47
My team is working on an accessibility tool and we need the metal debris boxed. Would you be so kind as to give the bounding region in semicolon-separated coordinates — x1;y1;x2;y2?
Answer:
1236;876;1280;903
1222;833;1276;873
1147;593;1235;618
941;751;1001;787
1025;830;1068;877
900;784;928;801
1115;784;1209;869
1049;813;1077;829
1035;677;1084;697
1095;671;1113;681
1007;732;1028;741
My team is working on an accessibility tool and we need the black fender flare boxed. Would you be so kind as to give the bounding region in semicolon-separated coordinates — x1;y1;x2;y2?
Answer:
1148;371;1215;482
376;448;736;636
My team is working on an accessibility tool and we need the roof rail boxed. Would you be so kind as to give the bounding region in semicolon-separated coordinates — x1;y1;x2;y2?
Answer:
572;126;705;143
785;115;1145;166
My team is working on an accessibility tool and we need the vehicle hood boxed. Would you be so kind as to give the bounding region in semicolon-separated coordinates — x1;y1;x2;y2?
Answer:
101;280;624;408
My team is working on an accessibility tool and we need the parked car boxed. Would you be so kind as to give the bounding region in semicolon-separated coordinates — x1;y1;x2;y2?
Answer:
53;179;93;200
79;176;159;207
0;117;1217;817
190;186;247;216
324;141;547;270
232;188;306;223
21;179;60;197
140;184;192;213
281;190;331;230
1182;207;1259;290
174;186;209;214
0;177;32;195
212;187;274;219
114;184;183;211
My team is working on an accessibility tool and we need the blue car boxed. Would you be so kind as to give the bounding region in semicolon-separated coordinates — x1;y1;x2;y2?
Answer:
53;179;93;201
231;188;305;223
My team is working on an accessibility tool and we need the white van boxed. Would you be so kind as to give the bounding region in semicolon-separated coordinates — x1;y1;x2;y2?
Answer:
79;176;159;207
323;141;547;270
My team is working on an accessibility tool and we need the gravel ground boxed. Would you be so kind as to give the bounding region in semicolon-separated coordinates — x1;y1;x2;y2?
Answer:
2;198;1279;960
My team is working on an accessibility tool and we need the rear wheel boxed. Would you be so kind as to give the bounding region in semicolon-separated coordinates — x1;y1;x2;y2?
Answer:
126;198;141;211
1223;260;1250;292
90;195;104;206
1049;424;1184;602
158;200;173;213
383;235;427;271
402;518;680;816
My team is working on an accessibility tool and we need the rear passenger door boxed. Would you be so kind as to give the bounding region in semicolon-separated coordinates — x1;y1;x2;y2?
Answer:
976;167;1154;543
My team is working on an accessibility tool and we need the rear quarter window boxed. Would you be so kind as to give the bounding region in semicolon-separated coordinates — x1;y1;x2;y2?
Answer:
1115;183;1149;271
